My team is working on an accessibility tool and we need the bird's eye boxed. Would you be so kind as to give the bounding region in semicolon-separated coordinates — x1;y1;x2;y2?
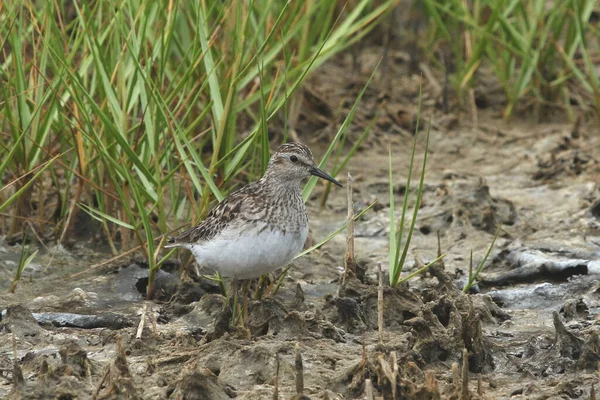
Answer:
290;155;298;162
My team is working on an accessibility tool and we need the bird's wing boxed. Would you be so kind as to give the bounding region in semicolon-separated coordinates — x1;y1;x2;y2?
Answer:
166;182;264;246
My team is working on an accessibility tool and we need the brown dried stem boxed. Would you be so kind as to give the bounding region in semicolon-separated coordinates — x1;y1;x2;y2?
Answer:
11;332;24;388
136;302;148;340
295;343;304;395
378;262;384;344
365;378;374;400
461;348;470;400
343;172;355;285
452;362;460;392
273;353;280;400
390;351;398;400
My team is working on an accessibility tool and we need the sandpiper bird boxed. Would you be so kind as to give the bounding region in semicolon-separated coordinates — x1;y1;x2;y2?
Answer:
165;142;342;279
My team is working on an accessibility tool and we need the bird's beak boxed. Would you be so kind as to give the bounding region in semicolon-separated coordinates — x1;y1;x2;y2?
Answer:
309;166;343;187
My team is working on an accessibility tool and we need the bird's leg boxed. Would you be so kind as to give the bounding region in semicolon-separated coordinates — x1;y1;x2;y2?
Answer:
229;277;240;326
253;274;268;300
241;279;251;327
264;264;292;297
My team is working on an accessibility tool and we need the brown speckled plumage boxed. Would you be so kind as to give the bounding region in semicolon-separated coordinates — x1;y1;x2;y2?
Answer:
168;177;306;244
165;142;342;279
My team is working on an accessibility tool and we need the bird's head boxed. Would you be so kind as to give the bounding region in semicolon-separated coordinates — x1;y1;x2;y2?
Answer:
264;142;342;188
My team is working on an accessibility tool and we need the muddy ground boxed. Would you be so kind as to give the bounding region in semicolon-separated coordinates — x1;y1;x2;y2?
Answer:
1;48;600;400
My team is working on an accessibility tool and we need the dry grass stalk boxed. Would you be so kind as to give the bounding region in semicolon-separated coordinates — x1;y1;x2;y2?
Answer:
11;331;24;388
424;370;439;393
343;173;355;285
136;302;148;339
93;336;132;399
419;62;442;97
377;354;394;384
407;361;424;380
11;331;17;359
365;378;374;400
461;348;470;400
378;262;384;344
273;353;280;400
452;362;460;392
97;334;138;398
92;366;111;400
390;351;398;399
295;343;304;395
461;0;478;132
377;352;402;398
67;242;144;279
58;177;84;244
595;362;600;400
379;11;391;84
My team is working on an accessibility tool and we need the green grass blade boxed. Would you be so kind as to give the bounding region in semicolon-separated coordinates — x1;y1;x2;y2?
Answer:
295;201;377;259
302;59;381;201
392;116;430;286
397;253;447;285
79;203;136;230
463;227;501;293
0;153;62;213
388;147;396;279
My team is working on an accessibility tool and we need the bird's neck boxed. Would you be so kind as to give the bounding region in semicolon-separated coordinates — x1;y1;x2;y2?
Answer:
259;175;308;231
261;174;303;194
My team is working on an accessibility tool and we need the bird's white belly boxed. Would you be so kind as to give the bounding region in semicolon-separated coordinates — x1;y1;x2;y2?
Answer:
185;224;308;279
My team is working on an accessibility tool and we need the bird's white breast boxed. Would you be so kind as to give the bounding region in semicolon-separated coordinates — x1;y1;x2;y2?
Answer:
184;222;308;279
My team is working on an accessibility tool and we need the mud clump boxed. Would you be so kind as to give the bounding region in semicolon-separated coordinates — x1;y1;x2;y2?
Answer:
589;197;600;219
59;340;94;378
326;264;504;399
0;304;43;337
323;296;367;333
552;311;600;370
516;311;600;378
170;272;222;305
405;294;497;373
367;175;517;237
561;298;589;320
161;260;507;399
533;135;599;182
248;298;311;340
430;177;517;234
10;340;94;399
173;366;235;400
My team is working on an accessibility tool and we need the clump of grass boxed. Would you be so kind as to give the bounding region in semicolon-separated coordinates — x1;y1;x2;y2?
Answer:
0;0;397;299
420;0;600;119
9;234;38;294
387;87;444;287
463;227;500;293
